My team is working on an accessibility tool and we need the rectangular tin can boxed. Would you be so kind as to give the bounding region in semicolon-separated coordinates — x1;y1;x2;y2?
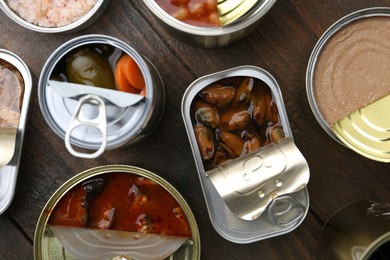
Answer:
181;65;310;243
0;49;32;214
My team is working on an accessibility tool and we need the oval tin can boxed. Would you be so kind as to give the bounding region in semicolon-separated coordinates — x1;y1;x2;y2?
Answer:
181;65;310;243
34;165;200;260
144;0;276;48
306;7;390;162
0;49;32;214
38;34;165;157
0;0;110;33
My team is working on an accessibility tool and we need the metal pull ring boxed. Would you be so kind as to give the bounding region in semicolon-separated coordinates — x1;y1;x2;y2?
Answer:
267;195;305;227
65;94;107;159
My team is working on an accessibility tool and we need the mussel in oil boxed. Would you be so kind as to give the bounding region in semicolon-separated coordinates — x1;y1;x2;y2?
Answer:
216;129;243;158
242;131;262;155
194;124;215;160
200;84;236;108
234;77;254;104
192;100;220;128
266;123;285;143
220;105;250;131
250;85;272;126
191;76;285;171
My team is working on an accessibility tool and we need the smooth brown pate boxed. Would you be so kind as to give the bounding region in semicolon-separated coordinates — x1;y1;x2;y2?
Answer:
314;16;390;124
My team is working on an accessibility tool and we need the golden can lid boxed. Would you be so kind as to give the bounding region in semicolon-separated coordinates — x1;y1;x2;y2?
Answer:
34;165;200;260
331;94;390;162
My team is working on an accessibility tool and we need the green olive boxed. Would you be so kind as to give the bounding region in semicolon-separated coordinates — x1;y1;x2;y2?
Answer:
65;47;115;89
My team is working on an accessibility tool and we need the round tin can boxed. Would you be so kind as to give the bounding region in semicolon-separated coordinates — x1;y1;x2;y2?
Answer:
34;165;200;260
144;0;276;48
0;0;110;33
181;65;310;243
306;7;390;162
0;49;32;214
38;34;165;157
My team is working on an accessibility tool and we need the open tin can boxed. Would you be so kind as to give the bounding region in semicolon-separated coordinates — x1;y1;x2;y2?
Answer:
0;0;110;33
0;49;32;214
306;7;390;162
38;34;165;158
182;65;310;243
144;0;276;48
34;165;200;260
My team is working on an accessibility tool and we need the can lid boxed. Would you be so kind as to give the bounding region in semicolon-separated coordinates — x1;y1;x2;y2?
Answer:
207;137;309;221
331;94;390;162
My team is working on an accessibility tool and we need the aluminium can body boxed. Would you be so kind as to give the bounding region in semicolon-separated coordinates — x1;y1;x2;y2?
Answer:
144;0;277;48
0;0;110;33
318;201;390;260
181;65;309;243
38;34;165;153
306;7;390;162
0;49;32;214
33;165;200;260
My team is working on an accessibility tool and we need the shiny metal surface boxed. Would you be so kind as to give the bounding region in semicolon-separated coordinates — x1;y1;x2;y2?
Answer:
207;137;309;221
331;94;390;163
218;0;259;26
143;0;276;48
48;80;145;108
182;65;309;243
0;126;17;167
0;0;110;33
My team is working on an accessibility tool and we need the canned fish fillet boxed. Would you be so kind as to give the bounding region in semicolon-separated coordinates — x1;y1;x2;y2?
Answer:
34;165;200;260
306;7;390;162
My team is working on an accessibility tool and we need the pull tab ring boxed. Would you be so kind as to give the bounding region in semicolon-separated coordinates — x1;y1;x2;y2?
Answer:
65;94;107;158
267;195;306;227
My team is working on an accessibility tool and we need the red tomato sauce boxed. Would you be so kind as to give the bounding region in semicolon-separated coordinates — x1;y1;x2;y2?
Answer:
155;0;220;27
48;173;192;237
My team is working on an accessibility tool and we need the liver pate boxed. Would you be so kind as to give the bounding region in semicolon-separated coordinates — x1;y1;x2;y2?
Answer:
314;16;390;124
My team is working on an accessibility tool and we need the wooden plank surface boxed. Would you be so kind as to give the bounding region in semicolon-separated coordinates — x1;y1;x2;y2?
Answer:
0;0;389;259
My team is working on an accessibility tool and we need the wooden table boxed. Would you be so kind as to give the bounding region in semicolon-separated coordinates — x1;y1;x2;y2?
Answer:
1;0;389;259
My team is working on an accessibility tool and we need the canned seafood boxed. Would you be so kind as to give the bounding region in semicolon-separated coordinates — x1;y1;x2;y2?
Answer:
306;7;390;162
0;49;32;214
0;0;110;33
182;65;310;243
144;0;276;48
34;165;200;260
38;34;165;158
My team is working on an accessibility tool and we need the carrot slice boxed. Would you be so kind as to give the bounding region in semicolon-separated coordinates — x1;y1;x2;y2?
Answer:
120;55;145;90
115;61;139;94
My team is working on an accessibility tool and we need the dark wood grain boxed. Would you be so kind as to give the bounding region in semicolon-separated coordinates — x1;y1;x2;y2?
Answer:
1;0;389;259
